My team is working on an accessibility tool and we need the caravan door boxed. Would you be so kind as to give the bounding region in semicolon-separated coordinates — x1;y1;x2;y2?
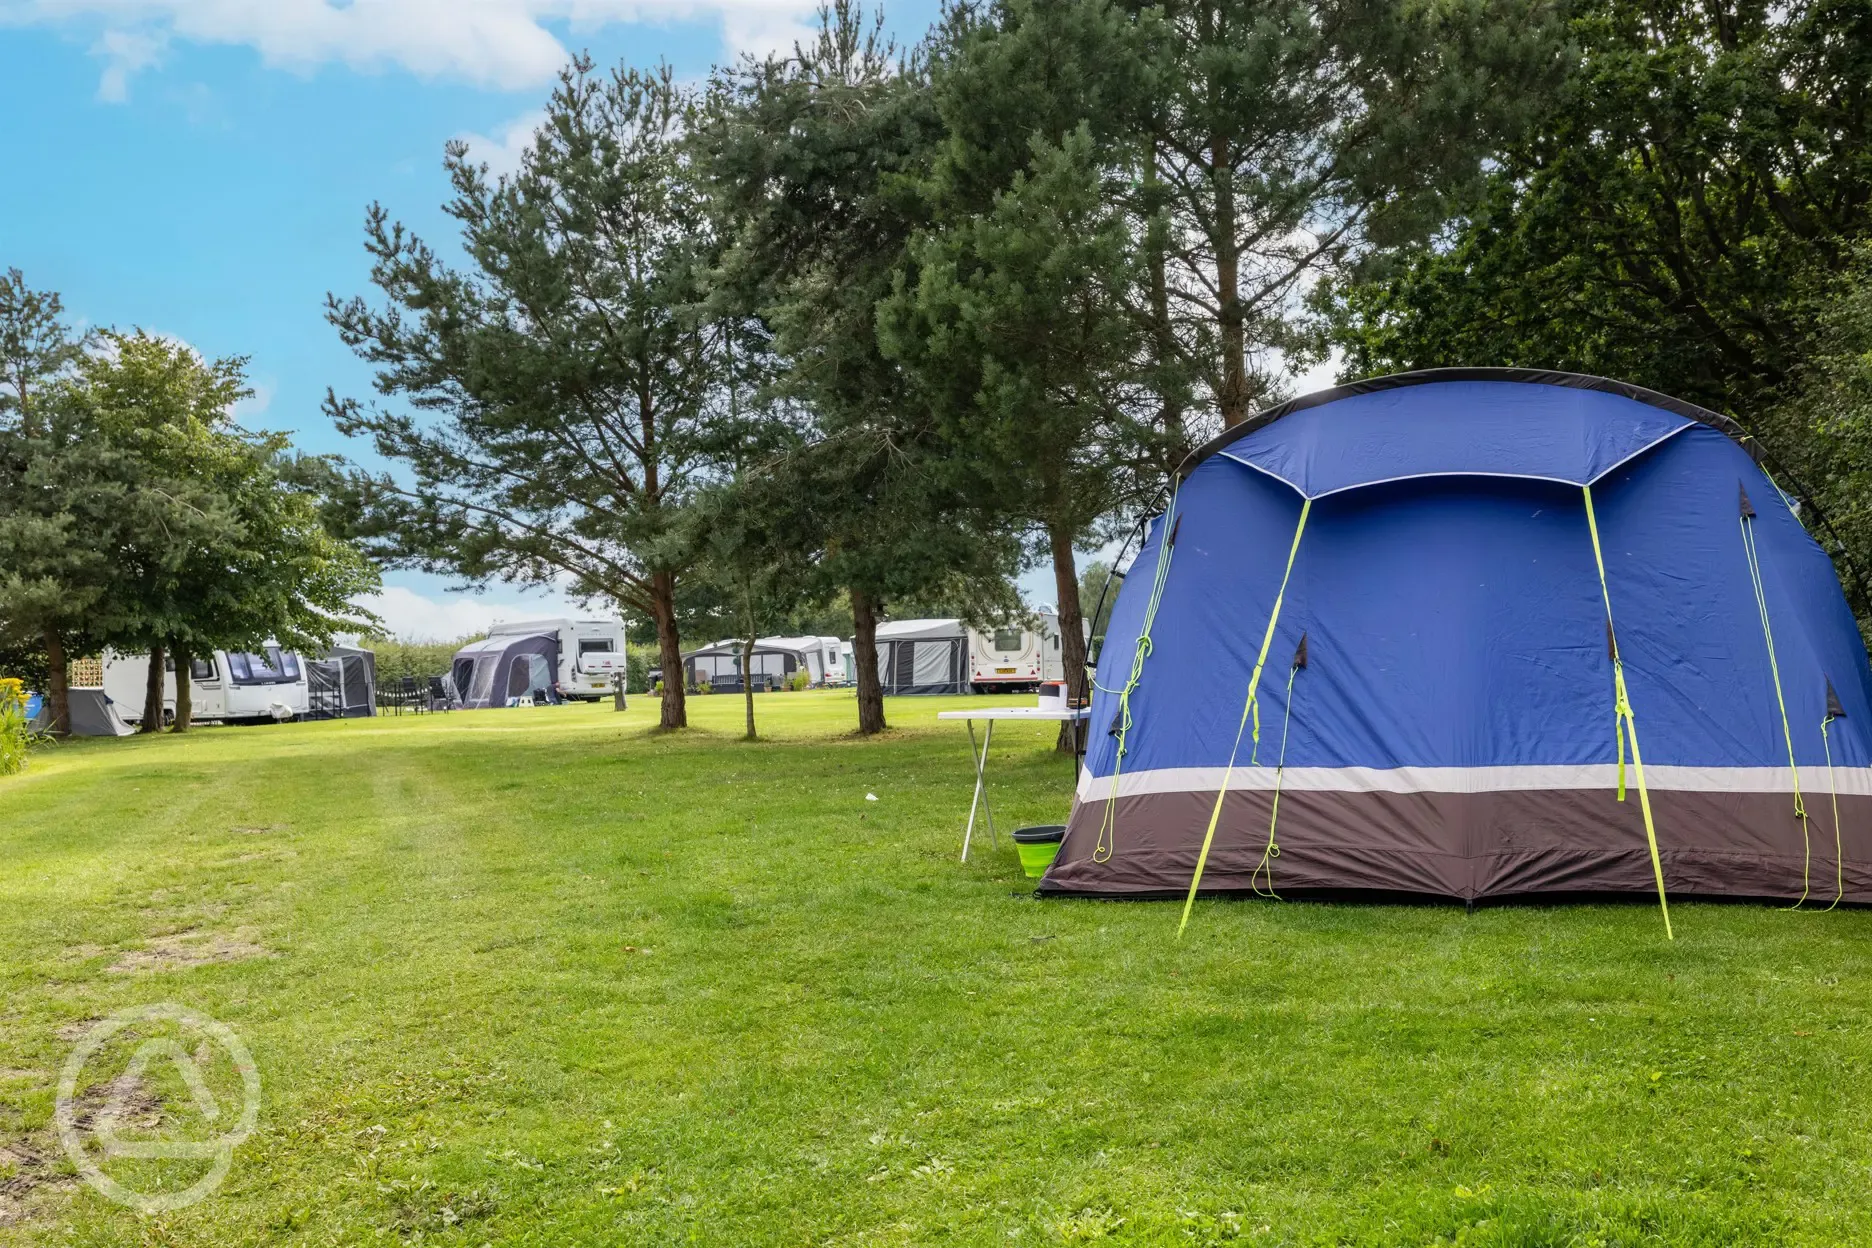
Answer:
182;654;227;720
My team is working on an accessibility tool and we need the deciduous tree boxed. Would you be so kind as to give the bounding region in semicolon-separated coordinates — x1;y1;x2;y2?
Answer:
1332;0;1872;420
80;332;379;732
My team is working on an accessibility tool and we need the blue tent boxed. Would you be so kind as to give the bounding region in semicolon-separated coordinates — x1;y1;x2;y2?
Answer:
1046;370;1872;925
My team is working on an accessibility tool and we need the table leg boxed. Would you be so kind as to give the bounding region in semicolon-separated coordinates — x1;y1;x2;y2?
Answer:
962;719;998;862
981;719;997;849
962;721;982;861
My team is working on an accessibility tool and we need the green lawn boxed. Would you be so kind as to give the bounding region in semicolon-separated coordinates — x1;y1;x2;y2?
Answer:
3;691;1871;1245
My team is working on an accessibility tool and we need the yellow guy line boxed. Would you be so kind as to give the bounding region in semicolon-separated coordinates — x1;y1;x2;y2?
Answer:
1740;511;1813;906
1096;482;1182;863
1179;498;1311;938
1583;485;1672;940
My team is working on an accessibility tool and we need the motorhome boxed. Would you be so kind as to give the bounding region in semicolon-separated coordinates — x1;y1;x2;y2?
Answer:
486;617;626;700
816;637;848;686
967;607;1068;693
98;643;310;725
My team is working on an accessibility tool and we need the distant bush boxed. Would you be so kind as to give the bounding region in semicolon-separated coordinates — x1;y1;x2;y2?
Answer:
0;678;29;776
366;636;483;686
786;669;811;692
626;643;658;694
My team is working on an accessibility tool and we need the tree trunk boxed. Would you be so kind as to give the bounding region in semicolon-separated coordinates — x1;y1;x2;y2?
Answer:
42;627;68;738
650;571;687;730
170;639;193;733
1049;521;1089;755
141;643;166;732
850;586;887;735
742;635;758;740
1212;131;1248;428
1146;141;1188;466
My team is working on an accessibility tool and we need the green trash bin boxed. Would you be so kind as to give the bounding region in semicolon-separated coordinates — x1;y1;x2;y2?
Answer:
1013;825;1066;879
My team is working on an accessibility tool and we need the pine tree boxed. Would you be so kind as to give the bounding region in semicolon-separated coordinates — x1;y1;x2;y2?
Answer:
328;61;729;730
697;3;1021;734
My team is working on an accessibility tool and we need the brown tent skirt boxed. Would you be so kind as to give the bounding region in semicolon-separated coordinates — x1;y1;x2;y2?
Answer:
1041;785;1872;904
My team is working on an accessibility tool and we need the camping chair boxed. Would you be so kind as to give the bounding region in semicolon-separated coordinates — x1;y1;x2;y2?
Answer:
426;676;452;711
398;676;423;715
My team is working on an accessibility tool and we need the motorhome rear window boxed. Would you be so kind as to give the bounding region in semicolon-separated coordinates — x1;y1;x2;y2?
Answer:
993;628;1024;652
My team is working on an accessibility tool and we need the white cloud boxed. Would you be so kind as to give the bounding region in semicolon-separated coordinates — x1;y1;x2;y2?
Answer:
92;25;166;100
457;108;546;178
706;1;817;59
355;584;621;642
231;378;275;420
8;1;825;100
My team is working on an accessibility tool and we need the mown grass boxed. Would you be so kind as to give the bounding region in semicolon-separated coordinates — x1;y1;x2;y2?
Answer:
2;690;1871;1245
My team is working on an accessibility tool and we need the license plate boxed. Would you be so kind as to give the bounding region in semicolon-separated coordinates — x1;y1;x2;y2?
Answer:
995;667;1016;674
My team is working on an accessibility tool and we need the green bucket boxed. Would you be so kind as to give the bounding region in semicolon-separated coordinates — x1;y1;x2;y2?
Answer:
1013;825;1066;879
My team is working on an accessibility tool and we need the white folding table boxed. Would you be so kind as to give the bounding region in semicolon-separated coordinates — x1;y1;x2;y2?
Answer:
936;706;1092;862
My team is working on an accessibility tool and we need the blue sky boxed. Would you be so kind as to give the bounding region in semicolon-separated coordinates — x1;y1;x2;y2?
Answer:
0;0;974;641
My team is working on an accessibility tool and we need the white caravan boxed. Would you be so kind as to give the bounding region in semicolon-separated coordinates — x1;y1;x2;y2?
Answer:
99;643;310;724
968;607;1068;693
487;617;626;700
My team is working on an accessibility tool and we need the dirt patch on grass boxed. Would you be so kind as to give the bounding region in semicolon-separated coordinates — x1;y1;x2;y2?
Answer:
0;1135;75;1227
54;1018;101;1043
0;1072;177;1226
232;824;287;836
229;849;298;864
108;928;271;974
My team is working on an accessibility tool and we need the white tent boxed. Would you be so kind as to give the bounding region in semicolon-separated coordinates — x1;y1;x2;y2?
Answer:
872;619;970;695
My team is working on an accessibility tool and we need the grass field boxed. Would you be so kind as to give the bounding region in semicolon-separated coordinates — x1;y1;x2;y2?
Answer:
4;690;1872;1245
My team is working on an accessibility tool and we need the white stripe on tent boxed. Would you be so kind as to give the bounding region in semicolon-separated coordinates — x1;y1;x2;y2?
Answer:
1076;763;1872;801
1212;423;1693;501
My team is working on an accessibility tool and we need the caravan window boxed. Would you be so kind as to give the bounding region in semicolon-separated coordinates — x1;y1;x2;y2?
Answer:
227;648;301;685
993;628;1024;653
578;638;613;654
191;658;217;681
